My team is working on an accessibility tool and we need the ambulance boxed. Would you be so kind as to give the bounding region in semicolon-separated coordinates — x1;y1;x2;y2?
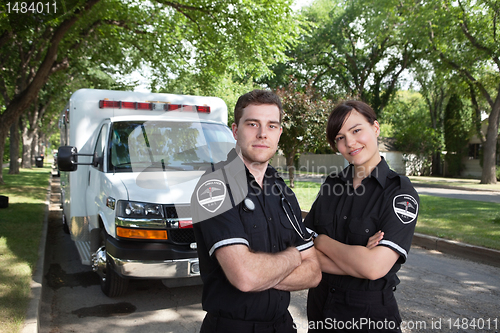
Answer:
57;89;235;297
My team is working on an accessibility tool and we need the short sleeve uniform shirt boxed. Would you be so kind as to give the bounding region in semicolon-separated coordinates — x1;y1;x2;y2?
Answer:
192;149;314;322
304;157;419;292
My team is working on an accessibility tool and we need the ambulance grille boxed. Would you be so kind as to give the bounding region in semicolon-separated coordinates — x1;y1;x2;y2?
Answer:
169;229;195;244
164;205;191;219
164;205;195;245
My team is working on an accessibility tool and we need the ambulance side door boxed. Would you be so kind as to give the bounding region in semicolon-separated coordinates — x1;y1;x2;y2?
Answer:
86;121;109;231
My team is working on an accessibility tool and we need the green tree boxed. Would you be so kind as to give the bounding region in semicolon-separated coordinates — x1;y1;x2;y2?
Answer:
411;63;450;175
281;0;425;114
275;81;330;187
384;91;442;175
156;71;257;126
444;93;473;176
426;0;500;184
0;0;298;184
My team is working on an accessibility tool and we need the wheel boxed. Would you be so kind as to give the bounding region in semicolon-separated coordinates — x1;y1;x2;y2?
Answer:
101;255;129;297
96;230;129;297
62;213;70;234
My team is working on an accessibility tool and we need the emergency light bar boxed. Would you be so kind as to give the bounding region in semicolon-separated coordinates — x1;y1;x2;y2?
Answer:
99;99;210;113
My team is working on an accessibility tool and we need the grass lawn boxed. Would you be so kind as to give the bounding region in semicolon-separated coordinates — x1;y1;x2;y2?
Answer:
287;181;500;251
0;166;50;333
417;196;500;250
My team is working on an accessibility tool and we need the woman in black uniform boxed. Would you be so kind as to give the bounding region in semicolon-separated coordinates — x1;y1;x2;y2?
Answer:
305;100;419;332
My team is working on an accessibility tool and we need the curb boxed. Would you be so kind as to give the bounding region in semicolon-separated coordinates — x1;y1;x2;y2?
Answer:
21;174;51;333
411;233;500;268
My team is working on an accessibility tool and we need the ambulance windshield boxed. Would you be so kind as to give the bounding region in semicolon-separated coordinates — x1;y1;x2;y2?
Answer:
109;121;235;173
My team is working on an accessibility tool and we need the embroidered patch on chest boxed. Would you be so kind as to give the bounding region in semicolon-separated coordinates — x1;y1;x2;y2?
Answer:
393;194;418;224
197;179;227;213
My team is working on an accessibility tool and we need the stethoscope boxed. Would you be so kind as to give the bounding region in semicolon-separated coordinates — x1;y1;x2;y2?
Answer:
243;182;312;242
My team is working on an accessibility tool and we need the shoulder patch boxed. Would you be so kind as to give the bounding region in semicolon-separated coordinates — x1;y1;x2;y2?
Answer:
393;194;418;224
197;179;227;213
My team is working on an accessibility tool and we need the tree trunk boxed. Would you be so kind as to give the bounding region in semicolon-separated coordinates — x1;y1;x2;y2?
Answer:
39;132;46;157
431;151;441;176
286;151;295;188
0;0;101;184
22;127;33;169
480;97;500;184
31;132;39;167
8;117;20;174
0;133;7;184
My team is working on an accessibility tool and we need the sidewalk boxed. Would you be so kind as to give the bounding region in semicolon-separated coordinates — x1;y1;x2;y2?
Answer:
408;175;500;193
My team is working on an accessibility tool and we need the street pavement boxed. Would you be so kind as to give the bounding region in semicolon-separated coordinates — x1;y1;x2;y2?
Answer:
413;184;500;203
290;246;500;333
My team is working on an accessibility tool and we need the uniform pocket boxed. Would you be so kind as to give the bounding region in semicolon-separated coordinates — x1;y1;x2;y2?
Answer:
312;212;335;236
347;217;377;246
241;209;269;252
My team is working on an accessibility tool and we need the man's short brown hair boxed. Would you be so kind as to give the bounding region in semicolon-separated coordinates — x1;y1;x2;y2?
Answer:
233;90;283;126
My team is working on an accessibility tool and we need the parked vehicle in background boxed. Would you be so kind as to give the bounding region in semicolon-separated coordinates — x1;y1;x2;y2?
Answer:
57;89;234;296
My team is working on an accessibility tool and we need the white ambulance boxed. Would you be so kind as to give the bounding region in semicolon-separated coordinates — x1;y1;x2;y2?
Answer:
58;89;235;297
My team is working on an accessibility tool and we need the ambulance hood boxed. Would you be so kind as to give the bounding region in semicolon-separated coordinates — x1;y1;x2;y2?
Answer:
117;171;206;204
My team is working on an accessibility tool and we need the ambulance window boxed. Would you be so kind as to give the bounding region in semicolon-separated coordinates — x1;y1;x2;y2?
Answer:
93;125;107;171
109;121;234;173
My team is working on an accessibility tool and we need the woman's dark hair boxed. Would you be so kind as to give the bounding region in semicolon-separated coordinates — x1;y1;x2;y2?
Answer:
326;100;377;149
234;89;283;126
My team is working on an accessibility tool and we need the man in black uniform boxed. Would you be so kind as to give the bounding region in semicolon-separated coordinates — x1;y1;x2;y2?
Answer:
191;90;321;333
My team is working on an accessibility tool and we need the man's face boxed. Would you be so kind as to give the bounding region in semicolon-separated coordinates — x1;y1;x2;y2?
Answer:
232;103;282;167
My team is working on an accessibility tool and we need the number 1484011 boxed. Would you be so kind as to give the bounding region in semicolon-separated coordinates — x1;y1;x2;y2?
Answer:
6;2;57;14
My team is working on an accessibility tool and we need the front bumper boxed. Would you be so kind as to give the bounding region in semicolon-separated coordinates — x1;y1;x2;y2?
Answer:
108;252;200;278
105;233;199;279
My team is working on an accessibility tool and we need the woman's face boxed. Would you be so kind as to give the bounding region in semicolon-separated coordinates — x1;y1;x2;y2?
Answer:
334;110;381;172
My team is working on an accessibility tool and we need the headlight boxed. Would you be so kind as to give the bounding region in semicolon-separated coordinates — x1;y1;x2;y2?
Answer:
115;202;193;241
116;200;165;231
117;200;163;219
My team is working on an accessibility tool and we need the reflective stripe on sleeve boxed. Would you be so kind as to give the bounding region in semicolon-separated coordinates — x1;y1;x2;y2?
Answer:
297;240;314;252
209;238;249;257
379;239;408;259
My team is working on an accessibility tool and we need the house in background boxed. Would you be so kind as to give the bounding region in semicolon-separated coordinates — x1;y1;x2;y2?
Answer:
461;137;483;178
460;121;500;179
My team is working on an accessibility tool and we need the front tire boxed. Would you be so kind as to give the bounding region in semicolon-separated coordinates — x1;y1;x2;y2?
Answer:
98;230;129;297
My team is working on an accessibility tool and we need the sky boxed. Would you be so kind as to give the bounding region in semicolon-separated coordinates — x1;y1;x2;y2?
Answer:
291;0;314;11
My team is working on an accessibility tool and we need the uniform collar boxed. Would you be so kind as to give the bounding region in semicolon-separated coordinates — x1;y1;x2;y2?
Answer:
224;148;247;179
339;156;390;188
225;148;281;185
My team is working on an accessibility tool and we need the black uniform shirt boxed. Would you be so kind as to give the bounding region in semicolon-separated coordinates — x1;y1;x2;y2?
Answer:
304;157;419;291
192;149;314;322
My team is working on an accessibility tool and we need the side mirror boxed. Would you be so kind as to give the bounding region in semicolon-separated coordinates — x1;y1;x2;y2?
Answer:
58;146;78;171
